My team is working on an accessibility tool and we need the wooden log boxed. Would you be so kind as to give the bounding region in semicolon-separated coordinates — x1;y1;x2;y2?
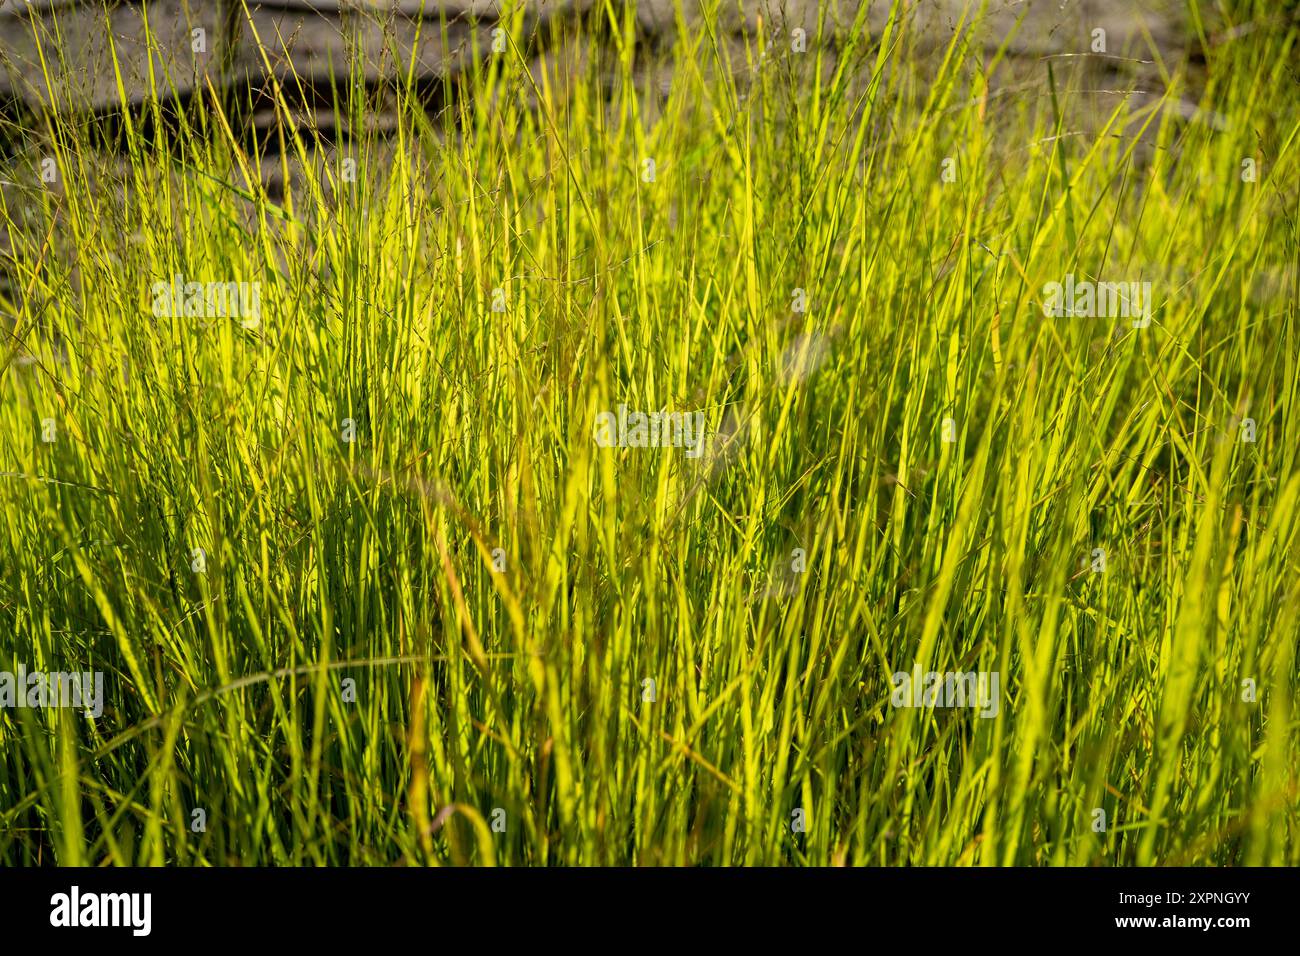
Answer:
0;1;515;111
0;1;224;110
1;1;1184;114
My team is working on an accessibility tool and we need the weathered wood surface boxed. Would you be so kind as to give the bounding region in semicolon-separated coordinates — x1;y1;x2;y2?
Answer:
0;1;492;111
0;1;1185;113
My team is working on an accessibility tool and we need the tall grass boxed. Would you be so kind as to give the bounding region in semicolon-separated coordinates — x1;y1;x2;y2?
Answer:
0;0;1297;866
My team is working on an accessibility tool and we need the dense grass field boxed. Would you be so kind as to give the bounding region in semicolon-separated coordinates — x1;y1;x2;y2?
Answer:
0;0;1297;866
